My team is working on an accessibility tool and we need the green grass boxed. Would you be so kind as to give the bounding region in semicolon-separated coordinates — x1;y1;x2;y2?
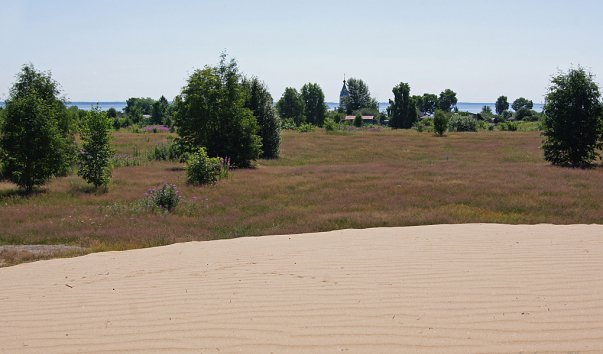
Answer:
1;129;602;265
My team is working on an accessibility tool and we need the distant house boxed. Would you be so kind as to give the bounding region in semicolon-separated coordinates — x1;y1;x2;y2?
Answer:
343;115;375;124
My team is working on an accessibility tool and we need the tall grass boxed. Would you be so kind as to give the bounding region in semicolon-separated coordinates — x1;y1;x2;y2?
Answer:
1;129;602;265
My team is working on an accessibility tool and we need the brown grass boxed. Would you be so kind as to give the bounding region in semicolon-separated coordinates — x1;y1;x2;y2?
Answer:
1;129;602;265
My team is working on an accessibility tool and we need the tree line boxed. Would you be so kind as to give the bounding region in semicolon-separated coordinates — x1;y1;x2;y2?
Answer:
0;58;601;194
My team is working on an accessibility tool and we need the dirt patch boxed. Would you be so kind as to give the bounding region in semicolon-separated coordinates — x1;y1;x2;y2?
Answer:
0;245;87;267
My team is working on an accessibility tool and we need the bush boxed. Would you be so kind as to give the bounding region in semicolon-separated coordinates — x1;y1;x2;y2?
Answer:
433;110;448;136
498;121;518;131
297;123;316;132
326;110;344;123
281;118;297;130
415;117;434;133
353;114;363;127
144;183;180;212
149;140;192;162
186;147;228;185
448;114;478;132
515;107;534;121
501;110;513;120
477;120;491;130
324;118;338;132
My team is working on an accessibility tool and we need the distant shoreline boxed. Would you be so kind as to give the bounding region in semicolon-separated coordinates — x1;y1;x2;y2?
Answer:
0;101;545;114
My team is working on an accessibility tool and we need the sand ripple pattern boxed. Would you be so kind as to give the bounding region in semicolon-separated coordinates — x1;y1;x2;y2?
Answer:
1;224;603;353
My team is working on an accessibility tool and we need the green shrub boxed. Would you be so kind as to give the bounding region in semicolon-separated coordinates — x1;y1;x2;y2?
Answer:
477;120;492;130
324;118;338;132
297;123;315;133
281;118;297;130
515;107;534;121
433;110;448;136
144;183;180;212
448;114;478;132
499;121;518;131
353;114;363;127
501;110;513;120
149;140;190;162
186;147;227;185
416;117;434;133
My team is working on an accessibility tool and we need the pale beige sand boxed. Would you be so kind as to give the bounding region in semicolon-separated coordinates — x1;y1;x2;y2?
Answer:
1;224;603;353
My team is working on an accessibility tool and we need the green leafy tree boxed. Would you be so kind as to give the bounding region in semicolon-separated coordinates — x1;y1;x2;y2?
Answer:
542;67;603;167
515;107;534;121
0;64;76;192
512;97;533;112
388;82;417;129
106;107;118;118
300;83;327;126
416;93;438;115
150;96;169;125
495;96;509;115
242;77;281;159
78;107;113;188
433;109;449;136
438;89;458;112
344;78;378;114
125;97;155;124
276;87;305;126
174;54;261;167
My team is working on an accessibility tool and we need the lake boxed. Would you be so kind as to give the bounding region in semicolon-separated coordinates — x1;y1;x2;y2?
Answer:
0;101;543;114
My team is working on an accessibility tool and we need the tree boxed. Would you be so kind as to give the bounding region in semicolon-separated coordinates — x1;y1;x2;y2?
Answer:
150;95;170;125
416;93;438;115
78;107;113;188
125;97;155;124
173;54;261;167
542;67;603;167
433;110;449;136
276;87;305;126
495;96;509;115
388;82;417;129
438;89;458;112
301;83;327;126
512;97;533;112
0;64;76;192
353;113;363;127
242;77;281;159
106;107;118;118
514;108;534;121
344;78;378;114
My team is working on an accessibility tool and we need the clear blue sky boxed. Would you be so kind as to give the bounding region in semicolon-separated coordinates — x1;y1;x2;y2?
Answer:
1;0;602;103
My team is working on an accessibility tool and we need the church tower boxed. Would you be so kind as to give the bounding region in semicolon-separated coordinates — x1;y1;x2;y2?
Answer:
339;75;350;110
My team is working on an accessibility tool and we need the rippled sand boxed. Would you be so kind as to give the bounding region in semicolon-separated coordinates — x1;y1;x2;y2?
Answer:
1;224;602;353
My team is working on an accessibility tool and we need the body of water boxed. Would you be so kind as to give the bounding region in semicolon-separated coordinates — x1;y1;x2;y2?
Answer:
1;101;543;114
325;102;544;114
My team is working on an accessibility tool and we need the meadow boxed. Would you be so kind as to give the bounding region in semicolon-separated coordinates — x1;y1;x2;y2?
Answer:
1;129;602;265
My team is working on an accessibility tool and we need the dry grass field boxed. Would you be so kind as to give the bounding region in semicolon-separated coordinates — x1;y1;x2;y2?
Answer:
1;129;602;265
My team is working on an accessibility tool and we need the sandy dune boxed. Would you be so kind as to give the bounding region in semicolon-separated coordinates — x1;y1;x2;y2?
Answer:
1;224;603;353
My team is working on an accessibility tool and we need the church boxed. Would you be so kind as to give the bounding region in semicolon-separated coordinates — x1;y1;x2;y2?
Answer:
338;76;375;124
339;77;350;109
